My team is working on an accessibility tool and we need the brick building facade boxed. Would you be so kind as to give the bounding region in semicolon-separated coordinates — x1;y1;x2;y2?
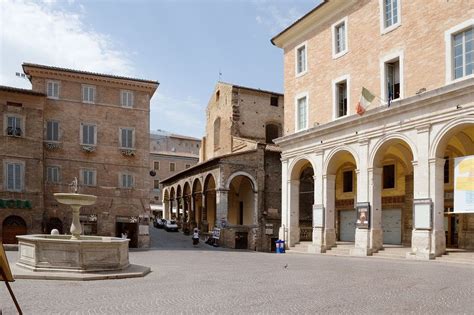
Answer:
161;82;284;252
0;63;158;248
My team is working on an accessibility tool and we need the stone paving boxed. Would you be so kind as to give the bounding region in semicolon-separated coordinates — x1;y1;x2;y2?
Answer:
1;227;473;314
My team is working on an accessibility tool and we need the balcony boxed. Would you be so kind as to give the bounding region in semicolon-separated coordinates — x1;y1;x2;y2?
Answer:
120;147;136;156
44;141;62;150
6;127;22;137
81;144;96;153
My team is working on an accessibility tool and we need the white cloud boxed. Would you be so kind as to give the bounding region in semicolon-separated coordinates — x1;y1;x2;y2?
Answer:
150;94;206;139
254;1;308;35
0;0;134;88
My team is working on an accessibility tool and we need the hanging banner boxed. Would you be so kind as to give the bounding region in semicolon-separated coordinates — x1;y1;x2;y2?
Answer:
454;155;474;213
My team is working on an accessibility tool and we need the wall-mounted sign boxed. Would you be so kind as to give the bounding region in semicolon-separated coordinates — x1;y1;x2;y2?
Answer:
313;204;324;228
265;224;273;235
356;202;370;229
454;155;474;213
0;199;32;209
413;198;432;229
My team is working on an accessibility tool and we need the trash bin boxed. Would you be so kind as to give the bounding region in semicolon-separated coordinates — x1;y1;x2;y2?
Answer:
275;239;285;254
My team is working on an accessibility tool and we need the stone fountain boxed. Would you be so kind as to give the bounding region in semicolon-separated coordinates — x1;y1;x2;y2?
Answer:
14;178;149;280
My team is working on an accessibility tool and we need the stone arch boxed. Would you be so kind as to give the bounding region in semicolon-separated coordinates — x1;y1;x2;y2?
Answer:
324;146;359;175
289;155;317;180
192;177;203;193
370;133;418;168
2;215;27;244
430;117;474;158
225;171;258;192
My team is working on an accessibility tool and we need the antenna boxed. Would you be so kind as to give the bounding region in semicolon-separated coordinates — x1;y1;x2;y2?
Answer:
218;69;222;81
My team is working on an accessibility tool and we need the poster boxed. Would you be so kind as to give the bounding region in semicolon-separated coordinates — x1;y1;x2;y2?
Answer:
0;242;14;282
454;155;474;213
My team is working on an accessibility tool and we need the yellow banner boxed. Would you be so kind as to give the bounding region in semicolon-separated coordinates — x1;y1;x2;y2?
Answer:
454;155;474;213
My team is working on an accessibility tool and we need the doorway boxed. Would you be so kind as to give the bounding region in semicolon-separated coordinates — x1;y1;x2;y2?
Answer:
116;221;138;248
2;215;27;244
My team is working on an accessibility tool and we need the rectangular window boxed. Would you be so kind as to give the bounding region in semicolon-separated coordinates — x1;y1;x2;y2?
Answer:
336;81;348;117
47;166;60;183
444;157;450;184
121;174;133;188
296;96;307;131
120;128;134;148
82;124;96;145
154;179;160;190
6;163;22;191
384;0;398;28
270;96;279;107
46;121;59;141
47;81;60;99
82;85;96;103
296;44;307;75
6;116;22;136
169;162;175;172
343;170;353;193
154;161;160;170
335;22;346;54
82;169;96;186
383;164;396;189
453;27;473;80
121;90;134;108
385;60;400;101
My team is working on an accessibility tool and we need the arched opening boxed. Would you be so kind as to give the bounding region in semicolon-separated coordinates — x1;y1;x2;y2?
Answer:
176;185;183;228
213;117;221;150
183;182;192;233
326;150;358;244
192;178;203;230
265;123;280;144
228;175;255;226
2;215;27;244
169;187;176;220
434;123;474;251
289;158;315;245
47;217;63;234
372;138;414;249
204;174;217;233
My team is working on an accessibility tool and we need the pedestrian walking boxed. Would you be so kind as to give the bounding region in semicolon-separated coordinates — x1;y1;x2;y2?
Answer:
192;228;199;245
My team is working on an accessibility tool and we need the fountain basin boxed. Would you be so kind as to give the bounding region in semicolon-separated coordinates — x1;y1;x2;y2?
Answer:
17;235;129;273
53;193;97;206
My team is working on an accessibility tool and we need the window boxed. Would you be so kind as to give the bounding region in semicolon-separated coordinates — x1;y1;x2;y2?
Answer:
383;164;395;189
81;169;96;186
332;17;348;58
121;174;133;188
296;95;308;131
444;157;450;184
169;162;175;172
213;117;221;150
154;179;160;190
81;123;96;145
121;90;134;107
343;170;353;193
120;128;134;148
265;124;280;143
46;121;59;141
82;85;96;103
185;164;191;169
295;42;307;75
380;51;403;104
337;81;348;117
270;96;279;107
47;81;60;99
154;161;160;170
453;27;473;80
5;162;23;191
380;0;401;33
215;90;220;102
6;116;22;137
47;166;60;183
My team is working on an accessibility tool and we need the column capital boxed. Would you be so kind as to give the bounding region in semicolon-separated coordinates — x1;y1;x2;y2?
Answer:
323;174;336;181
416;124;431;133
367;167;383;175
428;157;446;167
358;138;369;146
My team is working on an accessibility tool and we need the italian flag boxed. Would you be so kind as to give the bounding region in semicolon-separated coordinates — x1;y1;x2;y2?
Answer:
356;87;375;115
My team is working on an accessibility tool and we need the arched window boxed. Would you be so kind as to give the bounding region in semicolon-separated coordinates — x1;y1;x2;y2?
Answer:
265;123;280;144
214;117;221;150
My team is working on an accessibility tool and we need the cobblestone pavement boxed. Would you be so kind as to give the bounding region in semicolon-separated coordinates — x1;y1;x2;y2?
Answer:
1;227;473;314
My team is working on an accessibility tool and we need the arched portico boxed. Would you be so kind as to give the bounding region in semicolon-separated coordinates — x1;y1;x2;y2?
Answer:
203;174;217;232
192;178;203;230
227;173;257;226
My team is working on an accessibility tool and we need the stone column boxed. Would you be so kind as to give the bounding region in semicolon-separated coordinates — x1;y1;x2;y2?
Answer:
215;189;229;228
279;160;289;246
309;151;325;253
408;124;434;260
323;174;336;249
288;179;300;247
430;157;446;257
369;167;383;252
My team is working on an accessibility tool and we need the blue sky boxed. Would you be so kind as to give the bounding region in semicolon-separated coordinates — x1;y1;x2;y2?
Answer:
0;0;317;138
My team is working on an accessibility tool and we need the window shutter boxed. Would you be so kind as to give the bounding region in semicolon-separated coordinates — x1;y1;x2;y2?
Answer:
48;82;53;97
121;129;126;147
83;125;88;144
53;122;59;141
127;130;133;148
128;92;133;107
15;164;21;191
7;164;14;190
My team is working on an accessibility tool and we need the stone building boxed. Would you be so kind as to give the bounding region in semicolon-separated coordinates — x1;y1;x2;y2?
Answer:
161;82;284;251
149;130;200;217
0;86;45;244
272;0;474;259
0;63;159;248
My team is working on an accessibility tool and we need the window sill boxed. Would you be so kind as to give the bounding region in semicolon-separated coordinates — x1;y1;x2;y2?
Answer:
82;101;95;104
81;145;97;153
295;70;308;79
47;96;59;100
120;148;136;156
446;73;474;85
381;22;401;35
44;141;62;150
332;49;349;60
